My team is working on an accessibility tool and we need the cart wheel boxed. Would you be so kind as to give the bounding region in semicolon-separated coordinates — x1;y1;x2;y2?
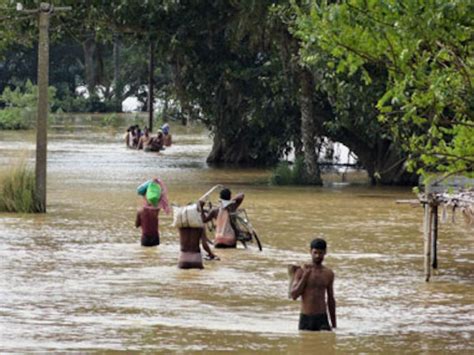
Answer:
253;231;262;251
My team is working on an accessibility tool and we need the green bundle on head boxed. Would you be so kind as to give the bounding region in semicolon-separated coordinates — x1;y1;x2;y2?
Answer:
146;182;161;207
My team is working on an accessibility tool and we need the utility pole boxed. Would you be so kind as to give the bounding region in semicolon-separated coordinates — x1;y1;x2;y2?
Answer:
17;2;71;212
148;40;155;132
113;33;122;112
36;3;50;212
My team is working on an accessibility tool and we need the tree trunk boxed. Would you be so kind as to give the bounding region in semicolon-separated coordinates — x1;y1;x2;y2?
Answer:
206;127;252;165
206;88;253;165
82;33;97;95
299;68;322;185
162;95;169;122
171;59;193;126
336;130;418;185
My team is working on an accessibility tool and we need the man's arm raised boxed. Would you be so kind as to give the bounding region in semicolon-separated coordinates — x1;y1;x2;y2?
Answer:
233;192;245;210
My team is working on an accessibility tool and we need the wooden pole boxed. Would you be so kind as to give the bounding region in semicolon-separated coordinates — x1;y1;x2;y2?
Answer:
432;205;438;269
148;40;154;132
18;3;71;213
35;3;51;213
113;33;121;112
423;203;433;282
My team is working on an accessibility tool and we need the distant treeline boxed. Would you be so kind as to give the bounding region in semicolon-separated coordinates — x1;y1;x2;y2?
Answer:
0;1;471;184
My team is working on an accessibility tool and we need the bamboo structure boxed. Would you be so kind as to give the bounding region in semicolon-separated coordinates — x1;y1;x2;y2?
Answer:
398;186;474;282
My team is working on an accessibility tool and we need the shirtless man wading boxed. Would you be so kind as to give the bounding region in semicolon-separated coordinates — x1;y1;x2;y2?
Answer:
177;200;218;269
290;238;336;331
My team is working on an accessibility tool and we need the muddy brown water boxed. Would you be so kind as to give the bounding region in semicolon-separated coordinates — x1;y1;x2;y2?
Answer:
0;124;472;353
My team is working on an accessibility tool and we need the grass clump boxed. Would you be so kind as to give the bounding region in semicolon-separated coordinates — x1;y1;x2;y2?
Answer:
0;161;41;213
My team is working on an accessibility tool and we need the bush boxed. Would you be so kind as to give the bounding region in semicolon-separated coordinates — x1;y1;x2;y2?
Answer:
100;113;122;128
0;161;41;213
270;161;293;185
0;108;30;129
0;80;56;130
270;156;310;185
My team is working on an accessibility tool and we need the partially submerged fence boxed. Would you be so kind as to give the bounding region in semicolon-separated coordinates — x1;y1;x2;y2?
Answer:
397;176;474;281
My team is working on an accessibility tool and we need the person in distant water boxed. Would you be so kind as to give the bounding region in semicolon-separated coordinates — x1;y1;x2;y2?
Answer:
145;130;164;152
132;127;142;148
135;178;170;247
290;238;336;331
125;125;134;148
178;200;218;269
162;123;172;147
137;127;151;150
203;187;244;248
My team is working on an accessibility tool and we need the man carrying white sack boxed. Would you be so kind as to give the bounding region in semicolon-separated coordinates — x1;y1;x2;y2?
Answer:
177;199;218;269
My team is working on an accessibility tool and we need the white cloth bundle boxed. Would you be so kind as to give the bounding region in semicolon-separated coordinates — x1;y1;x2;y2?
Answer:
172;204;204;228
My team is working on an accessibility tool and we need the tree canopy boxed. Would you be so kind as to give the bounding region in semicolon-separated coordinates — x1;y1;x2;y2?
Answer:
1;0;472;183
293;0;473;179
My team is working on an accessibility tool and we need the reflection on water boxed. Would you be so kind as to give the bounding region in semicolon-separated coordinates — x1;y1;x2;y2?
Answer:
0;125;473;352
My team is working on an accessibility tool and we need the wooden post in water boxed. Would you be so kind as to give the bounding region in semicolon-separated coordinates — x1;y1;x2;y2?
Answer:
431;205;438;269
423;202;433;282
35;3;51;212
18;2;71;213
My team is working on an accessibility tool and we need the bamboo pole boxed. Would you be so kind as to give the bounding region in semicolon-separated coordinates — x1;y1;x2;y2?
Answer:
423;203;433;282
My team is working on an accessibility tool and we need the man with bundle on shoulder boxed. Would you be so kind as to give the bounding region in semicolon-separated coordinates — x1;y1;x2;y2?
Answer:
177;200;218;269
290;238;336;331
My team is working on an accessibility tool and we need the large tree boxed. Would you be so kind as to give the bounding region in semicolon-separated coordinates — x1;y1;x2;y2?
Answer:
294;0;474;179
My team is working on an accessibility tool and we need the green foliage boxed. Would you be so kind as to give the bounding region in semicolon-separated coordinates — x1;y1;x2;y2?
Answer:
100;113;122;128
270;156;309;185
0;108;30;129
0;80;56;129
271;162;293;185
294;0;474;178
0;161;41;213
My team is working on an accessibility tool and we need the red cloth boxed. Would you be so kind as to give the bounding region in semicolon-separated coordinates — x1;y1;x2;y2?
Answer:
154;178;170;214
138;205;159;237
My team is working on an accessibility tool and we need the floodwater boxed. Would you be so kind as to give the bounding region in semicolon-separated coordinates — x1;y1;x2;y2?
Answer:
0;123;472;353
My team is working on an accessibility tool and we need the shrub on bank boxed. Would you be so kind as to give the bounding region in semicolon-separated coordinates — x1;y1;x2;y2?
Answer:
0;162;41;213
0;80;56;130
270;156;308;185
0;108;31;129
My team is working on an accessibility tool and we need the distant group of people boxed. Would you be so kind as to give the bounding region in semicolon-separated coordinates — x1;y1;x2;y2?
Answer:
134;179;336;332
125;123;172;151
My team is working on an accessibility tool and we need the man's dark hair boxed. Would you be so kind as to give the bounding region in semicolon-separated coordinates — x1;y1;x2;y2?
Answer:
220;188;231;200
310;238;327;250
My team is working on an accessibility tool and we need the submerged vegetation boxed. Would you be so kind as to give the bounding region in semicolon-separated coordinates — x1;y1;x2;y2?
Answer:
270;157;309;185
0;160;41;213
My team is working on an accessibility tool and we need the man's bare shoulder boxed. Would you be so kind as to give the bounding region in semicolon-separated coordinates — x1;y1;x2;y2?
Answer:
322;265;335;279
